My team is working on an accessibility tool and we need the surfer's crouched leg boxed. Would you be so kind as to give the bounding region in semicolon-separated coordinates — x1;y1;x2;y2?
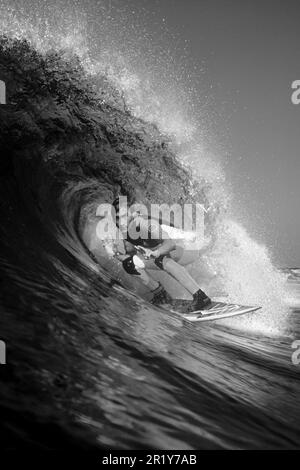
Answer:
160;257;200;293
122;256;171;305
151;283;172;305
158;256;211;312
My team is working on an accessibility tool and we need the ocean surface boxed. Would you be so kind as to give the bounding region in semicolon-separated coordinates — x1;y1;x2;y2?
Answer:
0;6;300;450
1;254;299;449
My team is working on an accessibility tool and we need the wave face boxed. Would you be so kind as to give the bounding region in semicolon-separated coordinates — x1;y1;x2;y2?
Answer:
0;8;299;450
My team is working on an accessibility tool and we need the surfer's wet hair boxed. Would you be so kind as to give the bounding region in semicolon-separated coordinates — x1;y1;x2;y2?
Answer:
112;197;120;213
112;197;120;226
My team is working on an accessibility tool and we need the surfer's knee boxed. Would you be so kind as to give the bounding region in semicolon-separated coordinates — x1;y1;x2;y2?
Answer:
154;254;169;270
122;255;145;276
152;254;181;271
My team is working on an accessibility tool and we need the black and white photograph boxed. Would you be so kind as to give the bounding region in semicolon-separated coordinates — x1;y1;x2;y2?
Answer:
0;0;299;455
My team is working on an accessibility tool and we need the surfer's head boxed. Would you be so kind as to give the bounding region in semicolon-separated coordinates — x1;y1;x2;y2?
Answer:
112;197;129;230
112;197;120;227
112;197;119;213
112;195;143;232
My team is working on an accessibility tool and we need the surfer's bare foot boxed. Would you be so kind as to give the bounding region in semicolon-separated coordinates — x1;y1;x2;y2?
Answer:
151;284;172;305
188;289;211;312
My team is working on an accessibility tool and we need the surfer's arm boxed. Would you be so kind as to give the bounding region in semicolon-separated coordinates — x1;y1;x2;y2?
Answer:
112;240;137;262
150;239;176;258
123;240;137;254
142;220;176;257
149;222;176;257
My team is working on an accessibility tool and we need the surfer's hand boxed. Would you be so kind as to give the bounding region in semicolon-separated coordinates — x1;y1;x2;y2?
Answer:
138;247;154;259
149;249;160;258
142;248;160;258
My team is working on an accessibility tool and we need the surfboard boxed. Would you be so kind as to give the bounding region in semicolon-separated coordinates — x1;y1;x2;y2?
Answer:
171;301;261;322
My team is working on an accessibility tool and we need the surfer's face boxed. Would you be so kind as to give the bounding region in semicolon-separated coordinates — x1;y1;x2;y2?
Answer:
118;211;129;231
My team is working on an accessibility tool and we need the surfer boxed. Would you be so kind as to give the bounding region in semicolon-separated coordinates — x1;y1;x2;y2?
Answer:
112;198;211;311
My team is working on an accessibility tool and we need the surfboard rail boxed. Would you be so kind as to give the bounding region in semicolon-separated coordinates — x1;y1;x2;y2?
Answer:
171;301;262;322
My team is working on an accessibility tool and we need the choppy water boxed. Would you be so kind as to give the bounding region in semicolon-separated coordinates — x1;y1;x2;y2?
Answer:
1;239;300;449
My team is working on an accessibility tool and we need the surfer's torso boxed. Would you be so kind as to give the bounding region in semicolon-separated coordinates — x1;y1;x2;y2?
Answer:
122;215;165;249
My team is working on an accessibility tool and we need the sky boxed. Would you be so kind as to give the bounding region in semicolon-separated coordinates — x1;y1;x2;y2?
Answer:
3;0;300;266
